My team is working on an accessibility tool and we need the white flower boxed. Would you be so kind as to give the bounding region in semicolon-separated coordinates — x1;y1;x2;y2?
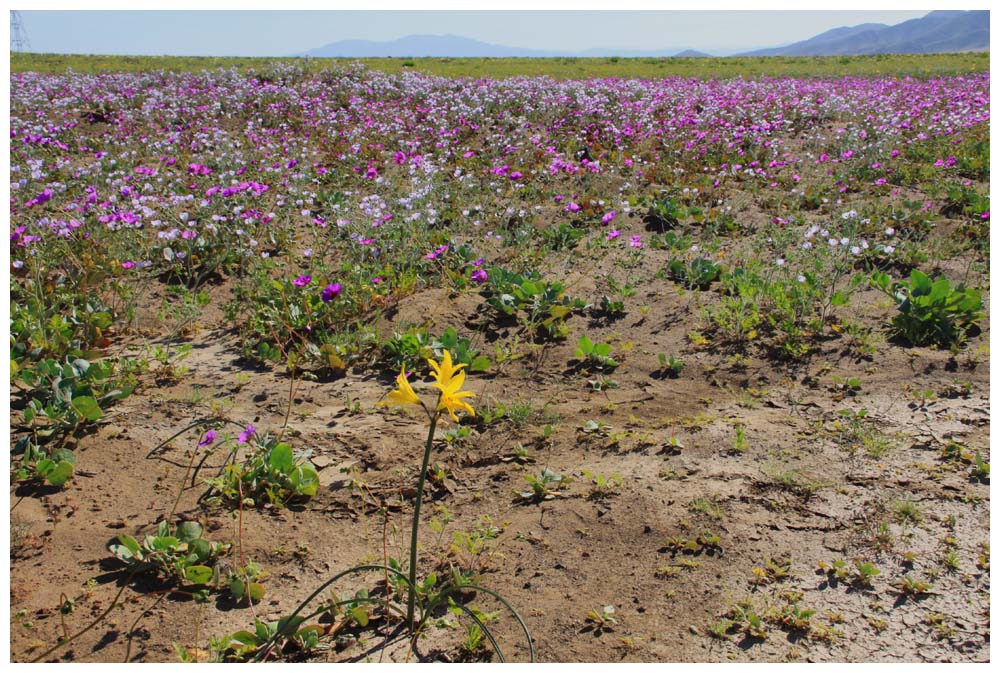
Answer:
776;258;786;266
797;275;807;283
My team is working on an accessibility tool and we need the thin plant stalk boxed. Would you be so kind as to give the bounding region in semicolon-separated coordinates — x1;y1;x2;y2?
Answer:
405;396;440;629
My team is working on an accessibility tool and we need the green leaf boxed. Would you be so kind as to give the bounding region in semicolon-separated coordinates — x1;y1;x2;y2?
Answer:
290;464;319;497
118;534;142;556
109;544;135;562
351;606;370;627
176;521;203;543
469;356;491;372
150;536;180;550
247;582;266;602
71;396;103;422
188;538;212;561
185;565;214;585
45;460;74;487
909;270;931;295
230;577;246;600
51;448;76;465
267;443;295;473
830;290;849;307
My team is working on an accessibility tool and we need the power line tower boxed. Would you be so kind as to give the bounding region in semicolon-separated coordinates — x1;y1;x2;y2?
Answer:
11;11;31;52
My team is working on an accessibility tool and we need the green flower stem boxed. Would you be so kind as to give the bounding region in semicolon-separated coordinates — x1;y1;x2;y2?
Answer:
406;398;441;629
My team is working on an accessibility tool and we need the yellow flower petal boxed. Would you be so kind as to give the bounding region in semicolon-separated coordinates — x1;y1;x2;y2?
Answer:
380;367;421;408
428;349;466;389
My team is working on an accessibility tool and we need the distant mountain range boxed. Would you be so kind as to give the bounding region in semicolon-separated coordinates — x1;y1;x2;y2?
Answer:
298;11;989;59
739;10;989;56
299;34;709;59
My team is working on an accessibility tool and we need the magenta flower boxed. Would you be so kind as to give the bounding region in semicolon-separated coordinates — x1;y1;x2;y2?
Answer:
470;269;488;285
606;229;621;241
321;283;342;303
121;261;136;269
425;245;449;260
564;202;581;213
198;430;216;447
601;211;616;225
629;235;643;248
293;274;312;287
237;424;255;444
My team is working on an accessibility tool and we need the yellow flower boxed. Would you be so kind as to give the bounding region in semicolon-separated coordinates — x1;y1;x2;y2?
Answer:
427;349;466;388
429;350;475;422
381;367;421;408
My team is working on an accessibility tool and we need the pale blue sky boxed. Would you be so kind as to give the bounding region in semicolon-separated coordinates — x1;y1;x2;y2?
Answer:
17;10;931;57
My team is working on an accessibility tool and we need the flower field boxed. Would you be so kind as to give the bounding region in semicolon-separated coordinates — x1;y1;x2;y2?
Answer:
9;59;989;662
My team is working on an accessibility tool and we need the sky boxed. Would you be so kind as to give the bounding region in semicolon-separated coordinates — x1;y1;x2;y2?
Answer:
13;6;939;57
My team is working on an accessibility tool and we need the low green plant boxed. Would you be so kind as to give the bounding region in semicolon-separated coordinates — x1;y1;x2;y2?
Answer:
598;277;636;317
574;335;619;371
584;605;618;631
109;520;231;586
211;616;323;661
971;452;990;480
582;469;622;498
16;356;132;434
203;434;320;508
482;267;587;339
517;468;570;503
872;270;983;348
657;353;684;377
667;257;721;289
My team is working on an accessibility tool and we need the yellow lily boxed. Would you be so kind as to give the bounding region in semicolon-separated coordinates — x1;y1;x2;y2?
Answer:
427;349;466;389
381;367;421;408
428;350;475;421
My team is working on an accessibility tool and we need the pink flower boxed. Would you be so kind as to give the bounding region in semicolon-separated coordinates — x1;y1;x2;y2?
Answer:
121;261;136;269
606;229;621;241
321;283;342;303
425;245;449;260
293;275;312;287
564;202;581;213
237;424;255;444
470;269;488;284
601;211;616;224
629;235;643;248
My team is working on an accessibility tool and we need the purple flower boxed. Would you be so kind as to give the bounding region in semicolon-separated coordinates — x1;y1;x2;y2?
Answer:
425;244;449;260
606;229;621;241
564;202;581;213
293;274;312;287
121;261;136;269
601;211;616;225
470;269;488;285
321;282;342;303
629;235;643;248
237;424;255;444
198;430;216;447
